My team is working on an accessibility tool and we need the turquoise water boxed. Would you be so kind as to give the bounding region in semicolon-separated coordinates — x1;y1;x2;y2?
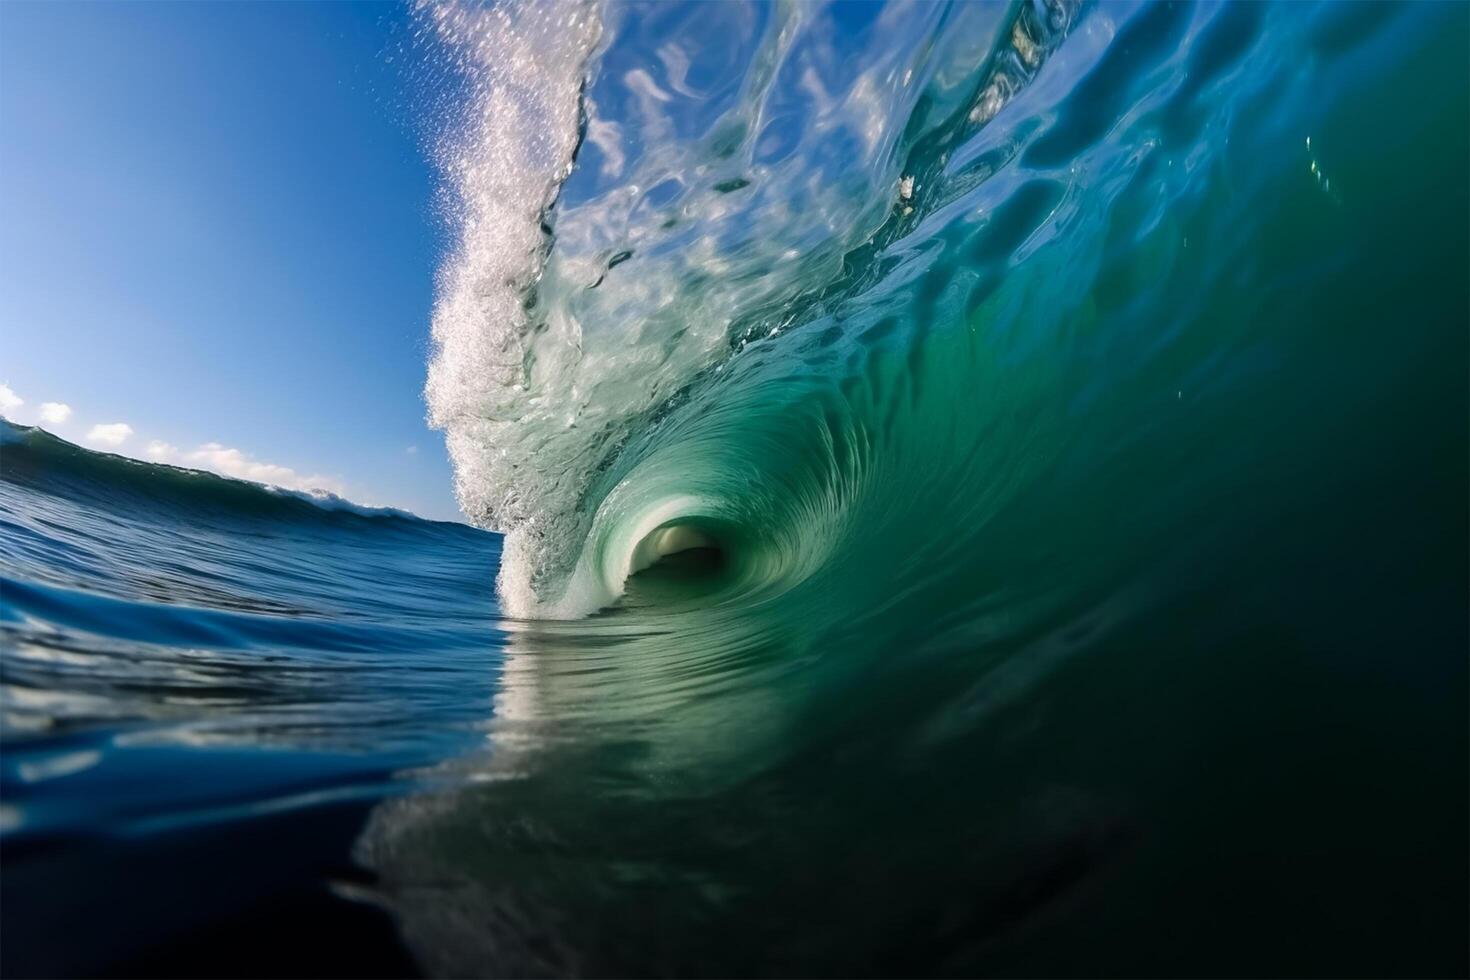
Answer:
4;1;1468;975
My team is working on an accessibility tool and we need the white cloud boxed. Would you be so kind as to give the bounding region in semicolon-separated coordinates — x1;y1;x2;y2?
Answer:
406;445;419;455
184;442;343;495
38;402;72;425
0;384;22;414
144;440;178;462
86;422;134;446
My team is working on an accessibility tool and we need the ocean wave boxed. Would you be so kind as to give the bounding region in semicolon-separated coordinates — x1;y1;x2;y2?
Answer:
0;419;429;525
420;0;1291;619
423;0;1089;616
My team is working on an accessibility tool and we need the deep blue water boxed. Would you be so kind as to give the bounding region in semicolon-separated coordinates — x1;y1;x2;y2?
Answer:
0;422;502;974
4;1;1469;976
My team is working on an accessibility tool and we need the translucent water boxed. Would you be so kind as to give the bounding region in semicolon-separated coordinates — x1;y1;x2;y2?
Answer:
3;1;1467;974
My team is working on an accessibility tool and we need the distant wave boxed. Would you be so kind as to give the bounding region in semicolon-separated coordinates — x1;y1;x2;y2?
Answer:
0;418;434;526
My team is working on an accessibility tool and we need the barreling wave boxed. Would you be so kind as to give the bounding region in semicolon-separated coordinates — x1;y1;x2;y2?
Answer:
424;0;1091;618
0;419;424;526
421;0;1404;622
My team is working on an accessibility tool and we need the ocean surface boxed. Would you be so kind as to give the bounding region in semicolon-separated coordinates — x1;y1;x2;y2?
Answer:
3;1;1467;975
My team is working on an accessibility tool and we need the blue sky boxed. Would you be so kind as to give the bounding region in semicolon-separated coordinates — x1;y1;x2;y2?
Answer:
0;2;464;520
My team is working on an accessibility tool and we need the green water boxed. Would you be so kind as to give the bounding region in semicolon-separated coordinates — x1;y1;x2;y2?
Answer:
371;3;1469;974
4;2;1465;975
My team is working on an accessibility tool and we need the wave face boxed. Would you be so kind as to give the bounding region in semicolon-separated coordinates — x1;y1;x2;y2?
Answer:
425;0;1087;617
426;0;1465;628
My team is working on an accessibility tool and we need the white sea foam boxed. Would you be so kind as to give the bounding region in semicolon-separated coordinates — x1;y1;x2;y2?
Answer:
421;0;606;614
